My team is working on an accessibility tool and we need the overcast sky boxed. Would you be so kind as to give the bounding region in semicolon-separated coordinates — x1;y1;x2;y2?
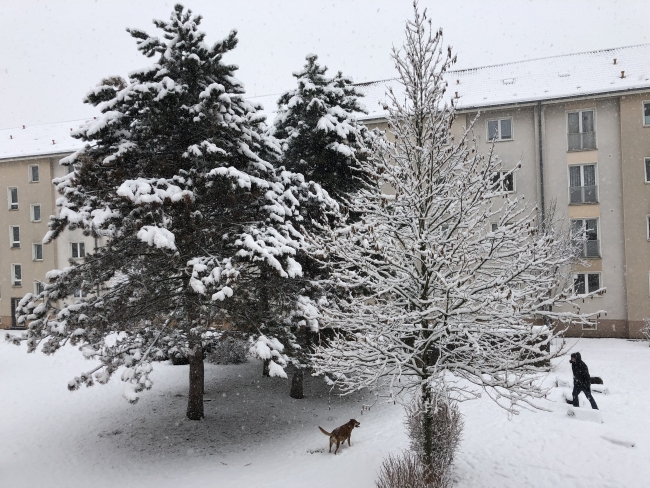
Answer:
1;0;648;129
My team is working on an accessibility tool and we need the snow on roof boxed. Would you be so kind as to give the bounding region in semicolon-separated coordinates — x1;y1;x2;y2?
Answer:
4;45;649;160
0;119;87;161
357;44;650;119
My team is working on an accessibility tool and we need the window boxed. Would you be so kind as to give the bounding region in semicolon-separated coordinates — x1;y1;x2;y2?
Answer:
12;264;22;287
487;118;513;141
70;242;86;259
491;222;499;232
30;204;41;222
29;165;39;183
74;289;88;298
492;171;515;193
644;101;650;126
571;218;600;258
574;272;601;295
8;187;18;210
568;164;597;204
10;226;20;248
34;281;45;295
582;321;597;331
567;110;596;151
645;158;650;183
33;243;43;261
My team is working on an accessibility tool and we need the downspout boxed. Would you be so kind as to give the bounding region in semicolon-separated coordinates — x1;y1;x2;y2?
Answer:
537;101;546;229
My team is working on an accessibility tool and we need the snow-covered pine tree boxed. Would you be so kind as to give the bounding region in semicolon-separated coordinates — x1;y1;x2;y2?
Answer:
8;4;335;421
309;4;604;465
267;55;375;398
273;54;374;199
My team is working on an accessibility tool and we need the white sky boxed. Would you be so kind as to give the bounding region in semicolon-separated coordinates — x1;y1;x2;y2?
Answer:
1;0;648;129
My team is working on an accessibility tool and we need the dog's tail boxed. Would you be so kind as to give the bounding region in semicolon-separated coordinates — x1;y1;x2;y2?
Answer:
318;426;331;436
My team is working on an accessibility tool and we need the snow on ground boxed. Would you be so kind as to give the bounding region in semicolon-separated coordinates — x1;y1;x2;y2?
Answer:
1;335;649;487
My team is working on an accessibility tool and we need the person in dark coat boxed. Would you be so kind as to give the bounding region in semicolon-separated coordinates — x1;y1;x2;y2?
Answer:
570;352;598;409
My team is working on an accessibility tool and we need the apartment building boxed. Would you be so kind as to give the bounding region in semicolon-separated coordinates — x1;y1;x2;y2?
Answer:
2;45;649;337
357;44;650;338
0;121;95;328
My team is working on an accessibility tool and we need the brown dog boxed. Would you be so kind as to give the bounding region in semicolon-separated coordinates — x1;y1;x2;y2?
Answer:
318;419;360;454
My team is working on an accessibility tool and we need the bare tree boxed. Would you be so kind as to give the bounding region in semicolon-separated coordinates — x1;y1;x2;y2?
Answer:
310;1;604;465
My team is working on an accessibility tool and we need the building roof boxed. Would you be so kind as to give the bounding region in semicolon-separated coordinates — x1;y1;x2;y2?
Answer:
0;119;87;161
3;44;649;160
358;43;650;119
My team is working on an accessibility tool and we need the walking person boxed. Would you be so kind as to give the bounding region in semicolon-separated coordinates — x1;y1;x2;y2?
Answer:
570;352;599;410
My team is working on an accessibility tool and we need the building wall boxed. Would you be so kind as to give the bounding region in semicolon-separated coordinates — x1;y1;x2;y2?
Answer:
543;98;628;337
0;156;58;328
620;92;650;338
0;154;98;329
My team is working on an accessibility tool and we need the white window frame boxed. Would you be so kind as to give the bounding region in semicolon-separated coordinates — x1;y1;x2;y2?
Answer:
643;101;650;127
34;281;45;295
70;242;86;259
8;187;18;210
567;163;598;204
490;222;499;232
11;263;22;287
492;170;515;193
582;320;598;331
645;157;650;184
33;243;43;261
28;164;40;183
566;108;597;152
486;117;513;142
571;218;600;258
573;271;602;297
10;226;20;249
30;203;42;222
74;289;88;298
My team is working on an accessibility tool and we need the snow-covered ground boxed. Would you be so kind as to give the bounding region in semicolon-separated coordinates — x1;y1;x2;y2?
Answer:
1;335;649;487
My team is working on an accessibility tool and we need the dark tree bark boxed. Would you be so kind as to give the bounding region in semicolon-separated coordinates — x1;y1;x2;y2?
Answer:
187;338;205;420
262;358;271;377
290;368;304;399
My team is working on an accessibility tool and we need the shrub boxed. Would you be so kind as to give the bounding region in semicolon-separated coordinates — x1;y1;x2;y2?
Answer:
375;390;463;488
376;451;436;488
642;318;650;344
205;337;248;365
404;392;463;482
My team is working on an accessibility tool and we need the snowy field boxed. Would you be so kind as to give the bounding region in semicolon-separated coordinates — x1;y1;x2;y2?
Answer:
1;335;649;488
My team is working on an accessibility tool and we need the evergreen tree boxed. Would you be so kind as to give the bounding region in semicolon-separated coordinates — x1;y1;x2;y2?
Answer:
263;55;375;398
273;54;374;199
9;4;334;421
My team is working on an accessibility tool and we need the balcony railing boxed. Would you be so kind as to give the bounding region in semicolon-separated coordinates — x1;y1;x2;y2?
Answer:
572;239;600;258
568;131;596;151
569;185;598;204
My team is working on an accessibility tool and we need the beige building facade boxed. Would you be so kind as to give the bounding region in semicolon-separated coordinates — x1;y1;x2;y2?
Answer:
0;121;97;329
2;45;650;338
360;44;650;339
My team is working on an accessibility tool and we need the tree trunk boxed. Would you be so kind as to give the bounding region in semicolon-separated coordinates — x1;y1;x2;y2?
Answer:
421;383;433;468
290;368;304;399
262;358;271;377
186;339;204;420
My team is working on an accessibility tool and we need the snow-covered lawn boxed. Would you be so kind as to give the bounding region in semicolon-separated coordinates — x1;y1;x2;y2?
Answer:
1;336;649;487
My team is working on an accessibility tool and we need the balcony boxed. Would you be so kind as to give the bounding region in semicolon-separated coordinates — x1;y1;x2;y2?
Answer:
569;185;598;204
572;239;600;258
568;131;596;152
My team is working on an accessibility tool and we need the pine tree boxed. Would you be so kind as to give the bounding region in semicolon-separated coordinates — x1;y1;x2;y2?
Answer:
265;55;375;398
309;4;604;465
273;54;374;199
9;4;334;421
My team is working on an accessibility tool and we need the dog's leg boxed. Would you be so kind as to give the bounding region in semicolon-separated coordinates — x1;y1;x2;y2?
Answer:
329;438;333;453
334;439;340;455
348;435;351;446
